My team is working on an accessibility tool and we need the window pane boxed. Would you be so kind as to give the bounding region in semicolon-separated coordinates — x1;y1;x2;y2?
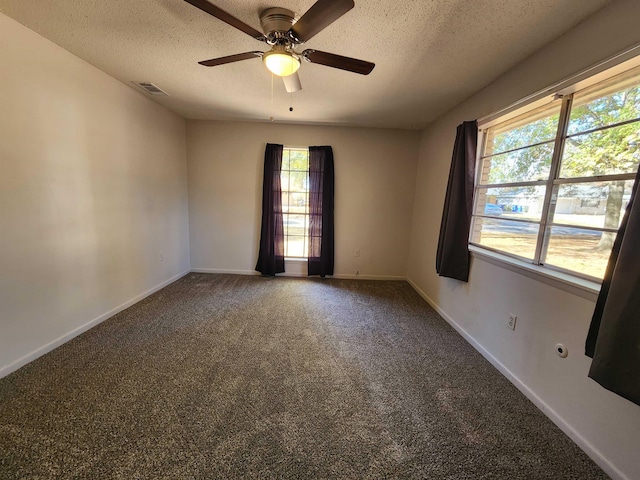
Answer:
482;143;553;184
288;192;308;213
285;214;306;236
281;171;290;192
560;121;640;177
543;226;610;279
552;180;634;228
568;66;640;136
471;217;539;260
287;236;306;257
289;171;307;192
475;186;546;220
485;102;561;156
281;149;290;171
289;150;309;171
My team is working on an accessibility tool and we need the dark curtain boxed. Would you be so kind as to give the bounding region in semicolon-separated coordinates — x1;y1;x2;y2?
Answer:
436;120;478;282
585;165;640;406
308;146;335;277
255;144;285;276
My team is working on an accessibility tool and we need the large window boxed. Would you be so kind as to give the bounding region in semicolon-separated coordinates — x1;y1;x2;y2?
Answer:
281;147;310;258
472;65;640;281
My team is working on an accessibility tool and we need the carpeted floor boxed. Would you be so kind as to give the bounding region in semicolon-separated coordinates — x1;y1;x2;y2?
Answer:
0;273;607;479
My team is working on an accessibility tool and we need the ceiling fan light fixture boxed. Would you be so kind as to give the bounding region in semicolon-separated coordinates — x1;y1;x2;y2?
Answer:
263;47;300;77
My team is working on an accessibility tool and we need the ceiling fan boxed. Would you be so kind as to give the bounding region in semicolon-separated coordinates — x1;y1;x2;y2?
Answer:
184;0;375;92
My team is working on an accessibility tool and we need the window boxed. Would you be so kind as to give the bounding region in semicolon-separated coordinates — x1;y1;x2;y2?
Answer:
281;147;310;258
472;65;640;281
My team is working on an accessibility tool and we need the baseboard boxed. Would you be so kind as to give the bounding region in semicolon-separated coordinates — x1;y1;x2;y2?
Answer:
406;277;627;480
190;268;406;281
333;273;407;281
190;268;260;275
0;270;191;379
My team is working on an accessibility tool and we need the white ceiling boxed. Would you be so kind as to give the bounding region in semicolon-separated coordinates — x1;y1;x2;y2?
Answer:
0;0;615;129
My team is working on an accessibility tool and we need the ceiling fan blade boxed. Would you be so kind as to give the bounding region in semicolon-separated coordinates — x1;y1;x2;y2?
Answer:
184;0;266;42
199;51;263;67
302;49;374;75
283;72;302;93
289;0;354;43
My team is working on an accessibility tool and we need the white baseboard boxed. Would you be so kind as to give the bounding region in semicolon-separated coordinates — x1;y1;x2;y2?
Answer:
190;268;260;275
406;278;626;480
333;273;407;281
0;270;191;379
190;268;406;281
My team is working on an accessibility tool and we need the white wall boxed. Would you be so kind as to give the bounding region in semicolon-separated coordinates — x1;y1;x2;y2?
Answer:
0;15;191;376
407;1;640;479
187;120;420;278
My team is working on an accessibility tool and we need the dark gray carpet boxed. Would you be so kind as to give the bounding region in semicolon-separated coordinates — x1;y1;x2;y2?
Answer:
0;273;607;479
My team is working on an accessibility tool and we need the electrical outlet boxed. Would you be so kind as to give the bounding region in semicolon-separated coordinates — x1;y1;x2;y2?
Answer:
355;249;361;257
508;314;517;330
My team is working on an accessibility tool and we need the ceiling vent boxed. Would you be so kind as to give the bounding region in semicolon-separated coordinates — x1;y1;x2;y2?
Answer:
133;81;168;96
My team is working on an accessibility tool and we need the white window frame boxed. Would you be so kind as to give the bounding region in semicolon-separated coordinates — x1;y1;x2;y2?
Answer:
281;147;310;259
471;52;640;293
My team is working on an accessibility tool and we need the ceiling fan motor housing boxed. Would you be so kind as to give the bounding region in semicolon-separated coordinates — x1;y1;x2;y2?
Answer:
260;8;297;43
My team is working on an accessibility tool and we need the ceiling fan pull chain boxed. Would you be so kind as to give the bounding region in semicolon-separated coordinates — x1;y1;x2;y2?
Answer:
270;72;275;122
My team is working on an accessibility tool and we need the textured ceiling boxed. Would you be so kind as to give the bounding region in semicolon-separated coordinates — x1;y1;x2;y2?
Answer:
0;0;615;129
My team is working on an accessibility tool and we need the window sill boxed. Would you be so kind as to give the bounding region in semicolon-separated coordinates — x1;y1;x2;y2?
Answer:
285;257;307;262
468;245;601;301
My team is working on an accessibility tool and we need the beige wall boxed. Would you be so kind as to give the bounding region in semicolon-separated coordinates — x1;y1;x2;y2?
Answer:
0;15;190;375
407;1;640;479
187;120;420;278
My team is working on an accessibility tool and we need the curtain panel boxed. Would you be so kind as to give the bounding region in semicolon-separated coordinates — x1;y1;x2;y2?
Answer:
308;146;335;277
255;143;285;276
436;120;478;282
585;165;640;406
